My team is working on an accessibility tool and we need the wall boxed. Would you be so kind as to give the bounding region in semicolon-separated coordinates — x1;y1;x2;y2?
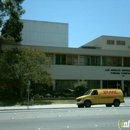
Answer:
84;35;130;51
21;20;68;47
102;36;130;51
49;65;130;81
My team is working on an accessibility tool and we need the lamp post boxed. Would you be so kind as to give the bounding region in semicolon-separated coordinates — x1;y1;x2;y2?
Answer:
27;80;30;109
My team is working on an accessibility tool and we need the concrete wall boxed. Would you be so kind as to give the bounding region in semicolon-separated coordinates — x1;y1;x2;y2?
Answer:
1;43;130;90
2;44;130;57
21;20;68;47
83;35;130;51
82;36;103;48
49;65;130;80
101;36;130;50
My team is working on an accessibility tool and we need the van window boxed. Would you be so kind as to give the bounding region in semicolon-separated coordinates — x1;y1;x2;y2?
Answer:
91;90;98;95
84;90;92;95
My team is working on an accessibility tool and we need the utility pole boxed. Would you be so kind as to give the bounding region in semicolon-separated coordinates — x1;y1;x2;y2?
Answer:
27;80;30;109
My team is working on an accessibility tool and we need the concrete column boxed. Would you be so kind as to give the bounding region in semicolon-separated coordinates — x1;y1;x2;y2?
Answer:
53;54;55;65
77;55;80;65
100;56;102;66
100;80;103;88
121;80;124;91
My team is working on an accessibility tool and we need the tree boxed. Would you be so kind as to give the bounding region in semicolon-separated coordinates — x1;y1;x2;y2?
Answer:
0;0;25;43
74;80;87;97
0;47;54;98
0;0;5;27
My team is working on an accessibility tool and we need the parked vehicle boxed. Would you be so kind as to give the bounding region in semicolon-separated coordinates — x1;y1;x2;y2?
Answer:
76;89;125;108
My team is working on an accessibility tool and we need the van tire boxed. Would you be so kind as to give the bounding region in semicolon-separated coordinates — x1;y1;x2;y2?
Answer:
78;104;84;108
106;104;112;107
84;100;91;108
113;100;120;107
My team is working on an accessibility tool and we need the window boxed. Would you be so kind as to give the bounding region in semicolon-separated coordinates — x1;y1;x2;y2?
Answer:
55;54;66;65
84;90;92;95
103;80;121;89
91;90;98;95
107;40;115;45
79;55;100;66
87;80;100;89
79;55;90;65
124;57;130;67
91;56;100;66
67;55;78;65
55;80;77;90
102;56;122;66
117;41;125;45
79;56;85;65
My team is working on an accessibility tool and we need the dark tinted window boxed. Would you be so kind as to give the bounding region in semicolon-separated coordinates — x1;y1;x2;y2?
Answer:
91;90;98;95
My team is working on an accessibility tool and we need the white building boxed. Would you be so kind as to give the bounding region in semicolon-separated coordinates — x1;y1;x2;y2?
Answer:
1;20;130;96
81;35;130;51
21;19;68;47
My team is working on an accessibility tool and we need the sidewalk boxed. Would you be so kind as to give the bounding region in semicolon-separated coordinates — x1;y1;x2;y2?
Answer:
0;97;129;111
0;104;77;111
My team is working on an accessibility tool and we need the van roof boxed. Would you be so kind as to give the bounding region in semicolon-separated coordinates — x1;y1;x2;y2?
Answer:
91;88;121;90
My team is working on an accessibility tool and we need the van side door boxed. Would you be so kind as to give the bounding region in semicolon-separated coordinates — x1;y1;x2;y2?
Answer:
91;90;100;104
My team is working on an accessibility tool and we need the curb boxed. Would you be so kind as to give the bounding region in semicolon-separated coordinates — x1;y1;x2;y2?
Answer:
0;104;130;111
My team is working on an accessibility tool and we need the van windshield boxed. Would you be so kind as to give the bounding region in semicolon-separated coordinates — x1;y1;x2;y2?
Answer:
84;90;92;95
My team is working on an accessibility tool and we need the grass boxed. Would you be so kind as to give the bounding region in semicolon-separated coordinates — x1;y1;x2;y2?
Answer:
43;100;76;104
0;99;76;106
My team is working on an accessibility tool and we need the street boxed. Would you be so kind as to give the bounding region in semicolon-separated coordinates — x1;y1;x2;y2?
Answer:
0;106;130;130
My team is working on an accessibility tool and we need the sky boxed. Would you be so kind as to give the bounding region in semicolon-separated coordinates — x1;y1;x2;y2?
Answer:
22;0;130;48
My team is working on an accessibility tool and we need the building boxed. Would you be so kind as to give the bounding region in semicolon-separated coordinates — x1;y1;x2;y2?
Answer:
21;19;68;47
1;20;130;96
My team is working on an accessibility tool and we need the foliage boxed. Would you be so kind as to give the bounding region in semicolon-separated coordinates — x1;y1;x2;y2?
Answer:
50;89;74;97
0;0;25;43
0;47;54;97
74;80;87;97
53;90;62;97
62;88;74;97
0;87;18;99
0;0;4;27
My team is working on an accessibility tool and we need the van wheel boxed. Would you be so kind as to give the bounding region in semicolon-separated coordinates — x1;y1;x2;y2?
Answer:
106;104;112;107
78;105;84;108
84;100;91;108
113;100;120;107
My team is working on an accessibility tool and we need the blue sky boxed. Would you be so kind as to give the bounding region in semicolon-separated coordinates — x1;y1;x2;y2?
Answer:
22;0;130;47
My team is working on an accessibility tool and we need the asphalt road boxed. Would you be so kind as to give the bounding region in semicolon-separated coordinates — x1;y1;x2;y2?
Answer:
0;106;130;130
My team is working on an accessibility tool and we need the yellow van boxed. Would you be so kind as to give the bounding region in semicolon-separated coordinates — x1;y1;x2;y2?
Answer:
76;89;124;108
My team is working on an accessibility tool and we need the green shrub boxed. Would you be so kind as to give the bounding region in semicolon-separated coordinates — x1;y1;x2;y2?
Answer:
62;88;74;97
74;80;87;97
53;90;62;97
0;88;18;99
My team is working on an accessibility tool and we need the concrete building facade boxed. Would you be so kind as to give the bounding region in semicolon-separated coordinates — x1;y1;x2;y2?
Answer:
1;20;130;96
21;19;68;47
82;35;130;51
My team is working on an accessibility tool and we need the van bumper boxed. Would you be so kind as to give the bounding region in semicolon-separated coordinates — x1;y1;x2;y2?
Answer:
76;100;84;106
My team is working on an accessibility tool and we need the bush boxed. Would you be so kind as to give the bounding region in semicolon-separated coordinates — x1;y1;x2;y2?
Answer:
0;87;18;99
62;88;74;97
74;80;87;97
53;90;62;97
